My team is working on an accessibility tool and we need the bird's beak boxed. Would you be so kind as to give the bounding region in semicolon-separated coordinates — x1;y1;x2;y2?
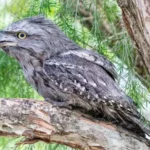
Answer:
0;31;17;48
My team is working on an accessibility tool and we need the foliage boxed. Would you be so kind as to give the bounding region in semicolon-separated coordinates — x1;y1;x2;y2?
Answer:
0;0;149;149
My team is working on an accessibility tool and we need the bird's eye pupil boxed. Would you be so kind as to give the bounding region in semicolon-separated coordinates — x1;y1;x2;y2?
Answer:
20;34;24;37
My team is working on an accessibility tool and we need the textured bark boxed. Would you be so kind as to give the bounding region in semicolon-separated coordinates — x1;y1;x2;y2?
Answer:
117;0;150;79
0;98;149;150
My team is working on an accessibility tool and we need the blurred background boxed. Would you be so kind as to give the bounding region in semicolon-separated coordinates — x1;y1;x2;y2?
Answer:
0;0;150;149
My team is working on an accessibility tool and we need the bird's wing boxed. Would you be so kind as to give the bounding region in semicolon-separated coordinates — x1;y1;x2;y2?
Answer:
43;50;135;112
60;50;117;80
43;50;150;136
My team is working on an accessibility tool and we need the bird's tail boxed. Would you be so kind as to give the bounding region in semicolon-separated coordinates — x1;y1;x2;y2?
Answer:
99;103;150;139
117;108;150;139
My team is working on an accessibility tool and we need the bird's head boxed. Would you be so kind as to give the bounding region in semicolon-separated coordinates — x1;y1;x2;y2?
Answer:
0;16;79;60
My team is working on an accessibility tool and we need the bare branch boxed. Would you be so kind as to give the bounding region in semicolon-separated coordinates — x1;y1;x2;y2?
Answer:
0;98;149;150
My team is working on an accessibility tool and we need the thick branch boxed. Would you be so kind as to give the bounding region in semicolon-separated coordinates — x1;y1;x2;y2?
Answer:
0;98;149;150
117;0;150;76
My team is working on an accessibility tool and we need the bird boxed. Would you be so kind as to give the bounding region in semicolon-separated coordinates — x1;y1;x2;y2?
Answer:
0;16;149;139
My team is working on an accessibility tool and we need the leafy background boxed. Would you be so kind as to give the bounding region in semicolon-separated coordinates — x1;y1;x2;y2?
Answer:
0;0;150;149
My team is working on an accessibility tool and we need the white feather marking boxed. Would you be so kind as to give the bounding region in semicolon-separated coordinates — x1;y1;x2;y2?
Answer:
74;80;77;84
59;83;63;89
111;100;115;103
88;81;97;87
127;108;131;111
79;91;83;95
61;51;106;67
145;134;150;140
64;88;68;92
95;94;99;99
55;81;58;85
81;86;85;92
76;83;81;88
62;51;95;62
97;79;106;86
87;94;90;99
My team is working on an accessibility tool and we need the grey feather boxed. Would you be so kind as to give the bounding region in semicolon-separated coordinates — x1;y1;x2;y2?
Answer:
0;16;149;139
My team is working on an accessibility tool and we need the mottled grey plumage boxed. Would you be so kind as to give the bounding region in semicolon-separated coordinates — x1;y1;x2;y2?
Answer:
0;16;149;138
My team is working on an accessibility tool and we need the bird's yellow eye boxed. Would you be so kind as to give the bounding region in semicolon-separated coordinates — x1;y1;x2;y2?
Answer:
17;32;27;40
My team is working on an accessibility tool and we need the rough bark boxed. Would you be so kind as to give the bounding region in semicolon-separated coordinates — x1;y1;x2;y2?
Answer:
0;98;149;150
117;0;150;80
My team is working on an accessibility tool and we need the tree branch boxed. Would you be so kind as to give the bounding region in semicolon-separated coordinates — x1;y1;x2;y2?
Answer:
0;98;149;150
117;0;150;76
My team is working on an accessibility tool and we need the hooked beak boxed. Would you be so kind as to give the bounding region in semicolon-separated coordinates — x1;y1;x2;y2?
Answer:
0;31;17;48
0;42;17;47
